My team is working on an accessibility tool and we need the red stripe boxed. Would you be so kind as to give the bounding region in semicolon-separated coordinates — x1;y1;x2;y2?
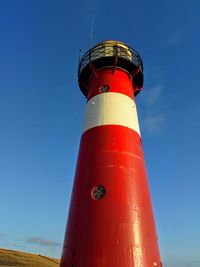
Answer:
87;68;136;101
61;125;161;267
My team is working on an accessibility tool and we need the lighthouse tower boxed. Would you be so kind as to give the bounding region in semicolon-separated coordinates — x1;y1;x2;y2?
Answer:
60;40;162;267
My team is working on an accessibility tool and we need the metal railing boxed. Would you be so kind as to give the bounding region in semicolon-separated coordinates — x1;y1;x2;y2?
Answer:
78;41;143;77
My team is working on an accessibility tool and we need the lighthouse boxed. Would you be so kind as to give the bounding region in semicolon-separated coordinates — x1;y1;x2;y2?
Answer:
60;40;162;267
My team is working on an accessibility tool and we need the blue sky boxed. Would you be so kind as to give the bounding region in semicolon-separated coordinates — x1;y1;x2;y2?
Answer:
0;0;200;265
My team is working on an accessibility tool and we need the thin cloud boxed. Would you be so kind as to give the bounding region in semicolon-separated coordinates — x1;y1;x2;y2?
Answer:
27;237;60;247
167;32;181;46
185;260;200;267
139;84;166;135
0;233;7;239
141;113;165;135
141;85;163;106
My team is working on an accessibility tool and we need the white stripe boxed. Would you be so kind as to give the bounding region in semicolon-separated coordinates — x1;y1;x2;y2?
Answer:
83;92;141;135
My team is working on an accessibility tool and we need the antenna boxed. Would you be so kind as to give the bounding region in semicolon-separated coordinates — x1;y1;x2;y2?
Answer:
89;16;94;50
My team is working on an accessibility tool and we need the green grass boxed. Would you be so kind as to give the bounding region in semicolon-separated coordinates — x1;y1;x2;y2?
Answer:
0;248;60;267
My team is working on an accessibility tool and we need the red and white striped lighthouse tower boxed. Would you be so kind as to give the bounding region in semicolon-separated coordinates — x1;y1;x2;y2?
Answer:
60;41;162;267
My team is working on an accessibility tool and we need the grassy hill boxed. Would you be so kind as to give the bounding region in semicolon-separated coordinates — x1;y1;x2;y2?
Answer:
0;248;60;267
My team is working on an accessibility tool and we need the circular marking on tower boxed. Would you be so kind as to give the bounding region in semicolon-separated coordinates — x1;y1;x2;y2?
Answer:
91;185;106;200
99;85;110;93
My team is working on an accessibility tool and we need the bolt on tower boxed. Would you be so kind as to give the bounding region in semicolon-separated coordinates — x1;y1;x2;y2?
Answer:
60;40;162;267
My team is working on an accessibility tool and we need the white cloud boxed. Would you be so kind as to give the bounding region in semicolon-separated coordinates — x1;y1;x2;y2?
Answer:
185;261;200;267
139;84;166;135
0;233;7;239
167;32;181;46
27;237;60;247
141;113;165;135
141;85;163;106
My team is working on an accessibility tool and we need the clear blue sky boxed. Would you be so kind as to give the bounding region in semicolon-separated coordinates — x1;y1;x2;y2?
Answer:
0;0;200;265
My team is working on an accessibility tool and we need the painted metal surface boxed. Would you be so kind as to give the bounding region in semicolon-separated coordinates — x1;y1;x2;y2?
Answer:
87;68;137;100
83;92;140;135
60;48;162;266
